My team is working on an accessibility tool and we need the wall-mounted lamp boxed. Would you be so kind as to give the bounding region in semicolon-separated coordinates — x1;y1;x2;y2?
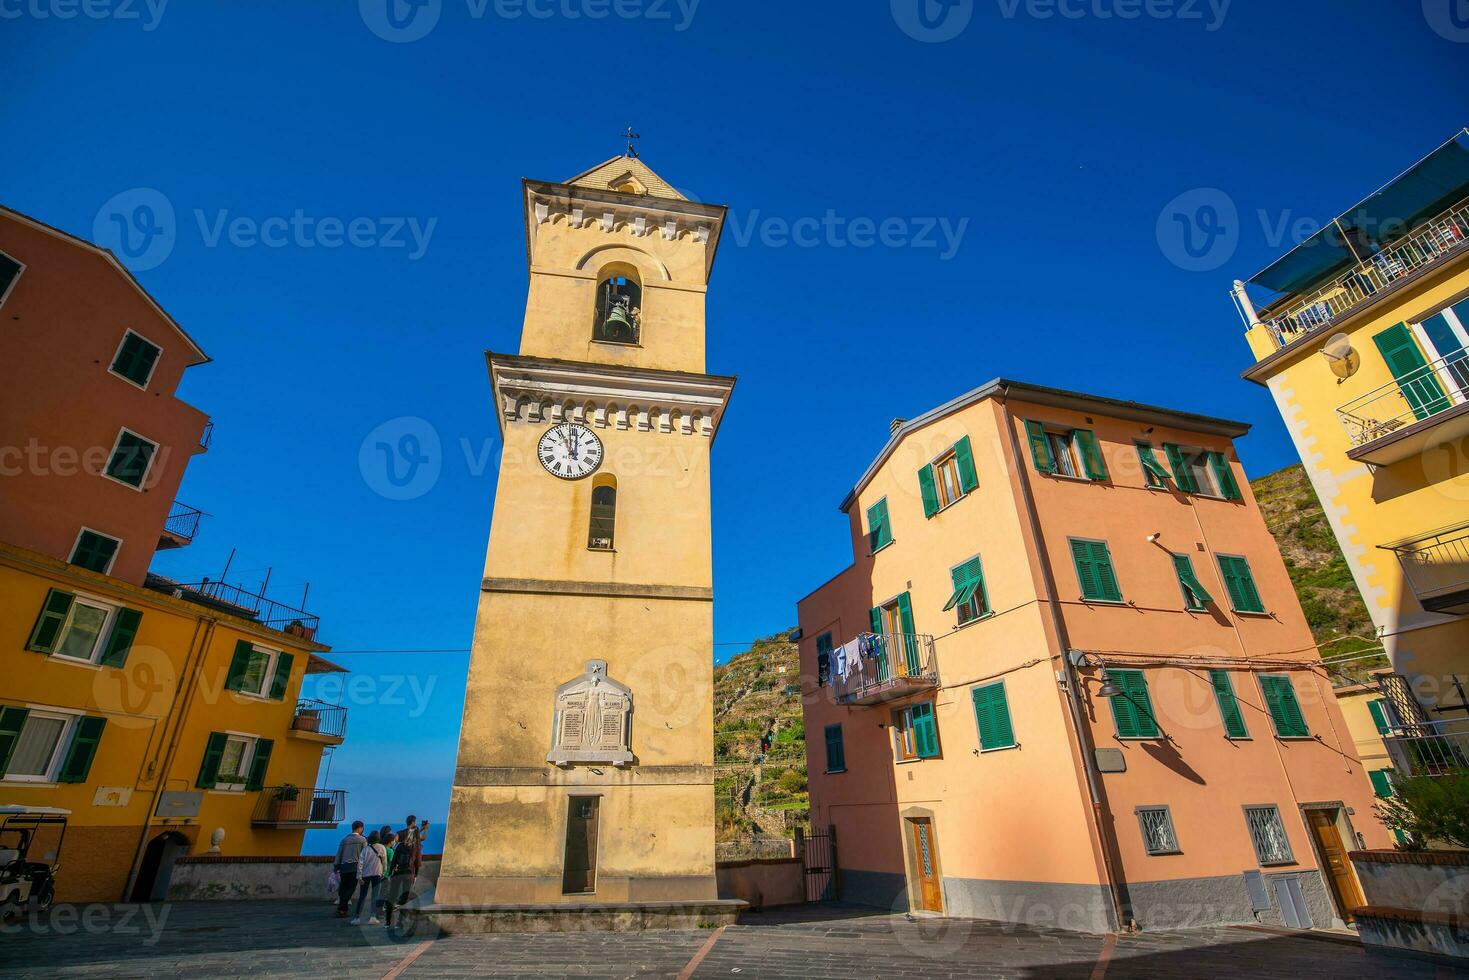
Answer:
1146;532;1161;544
1096;671;1123;699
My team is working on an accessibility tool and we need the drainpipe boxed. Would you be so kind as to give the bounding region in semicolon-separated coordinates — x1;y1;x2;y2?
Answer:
997;389;1128;934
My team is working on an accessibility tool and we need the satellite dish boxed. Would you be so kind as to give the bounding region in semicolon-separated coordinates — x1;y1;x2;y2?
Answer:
1321;333;1360;380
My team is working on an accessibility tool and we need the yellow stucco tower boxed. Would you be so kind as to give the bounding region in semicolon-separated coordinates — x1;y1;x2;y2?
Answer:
431;155;739;929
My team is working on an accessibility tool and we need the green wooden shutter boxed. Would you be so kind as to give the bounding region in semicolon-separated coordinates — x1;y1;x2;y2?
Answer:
1219;556;1264;613
1374;322;1449;420
1368;769;1394;798
869;606;883;635
944;557;985;612
1261;675;1309;737
1024;420;1055;474
1163;444;1197;493
268;652;295;701
824;724;845;772
896;592;919;673
225;641;254;692
71;530;119;573
971;682;1015;750
1074;430;1109;481
917;465;939;518
1107;669;1158;738
1207;451;1243;501
911;703;939;758
1072;540;1121;602
867;498;892;550
58;716;106;783
26;589;75;653
1172;554;1212;610
1209;670;1248;738
954;436;979;493
99;607;142;668
1137;443;1170;488
196;732;228;788
0;707;30;777
1367;700;1390;734
245;738;274;791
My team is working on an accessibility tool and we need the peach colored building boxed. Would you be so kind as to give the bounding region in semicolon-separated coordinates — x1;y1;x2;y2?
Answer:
796;379;1390;933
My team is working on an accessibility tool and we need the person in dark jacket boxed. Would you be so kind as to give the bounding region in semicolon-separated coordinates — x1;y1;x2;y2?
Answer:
382;828;417;927
333;821;367;916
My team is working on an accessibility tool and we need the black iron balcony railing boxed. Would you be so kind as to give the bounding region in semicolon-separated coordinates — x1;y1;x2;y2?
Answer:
251;787;346;828
158;502;203;549
199;420;214;451
290;699;347;741
833;632;939;705
145;575;321;637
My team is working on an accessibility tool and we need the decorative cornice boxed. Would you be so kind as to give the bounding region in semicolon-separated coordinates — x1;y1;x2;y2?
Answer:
454;765;713;786
487;351;735;441
482;576;713;602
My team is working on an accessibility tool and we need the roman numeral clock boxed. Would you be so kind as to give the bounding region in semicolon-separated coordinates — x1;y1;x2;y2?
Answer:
429;152;741;930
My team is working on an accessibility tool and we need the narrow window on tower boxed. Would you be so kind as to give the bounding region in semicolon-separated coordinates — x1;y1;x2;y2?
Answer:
588;476;617;550
593;267;642;345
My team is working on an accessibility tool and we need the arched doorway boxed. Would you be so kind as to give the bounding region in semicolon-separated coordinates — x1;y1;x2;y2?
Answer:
131;831;190;902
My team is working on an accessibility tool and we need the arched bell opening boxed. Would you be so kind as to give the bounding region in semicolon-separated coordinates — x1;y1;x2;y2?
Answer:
588;474;617;551
593;264;642;345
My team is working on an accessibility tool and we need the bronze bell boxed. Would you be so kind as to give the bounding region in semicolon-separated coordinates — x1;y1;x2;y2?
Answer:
602;301;633;339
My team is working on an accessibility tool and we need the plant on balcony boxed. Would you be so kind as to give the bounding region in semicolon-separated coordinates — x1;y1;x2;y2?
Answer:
1376;769;1469;849
292;706;321;733
284;619;314;640
270;783;301;822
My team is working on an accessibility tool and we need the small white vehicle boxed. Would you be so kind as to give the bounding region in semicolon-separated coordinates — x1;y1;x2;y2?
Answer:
0;806;69;919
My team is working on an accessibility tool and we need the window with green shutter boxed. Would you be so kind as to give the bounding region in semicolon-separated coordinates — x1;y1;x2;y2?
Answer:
1207;451;1243;501
1136;443;1171;489
1070;538;1123;603
245;738;274;791
1260;675;1309;738
104;429;158;488
58;716;107;783
892;702;940;760
110;330;162;388
1217;555;1265;613
866;498;893;552
1106;669;1158;739
823;723;846;773
70;529;121;574
0;707;29;777
196;732;228;788
1172;554;1212;611
0;250;22;309
1073;429;1109;481
1209;670;1249;739
1368;769;1394;798
919;436;979;518
26;589;76;654
1367;699;1391;734
943;556;989;624
1025;420;1056;474
971;682;1016;750
816;632;833;687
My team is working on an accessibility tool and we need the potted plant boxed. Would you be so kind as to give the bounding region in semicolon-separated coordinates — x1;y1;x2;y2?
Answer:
292;706;321;733
271;783;300;823
284;619;315;640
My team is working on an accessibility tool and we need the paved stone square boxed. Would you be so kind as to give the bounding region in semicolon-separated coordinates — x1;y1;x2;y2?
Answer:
2;900;1462;979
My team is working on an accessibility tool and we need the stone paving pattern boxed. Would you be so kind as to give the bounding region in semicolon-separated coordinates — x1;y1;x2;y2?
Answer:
2;900;1463;978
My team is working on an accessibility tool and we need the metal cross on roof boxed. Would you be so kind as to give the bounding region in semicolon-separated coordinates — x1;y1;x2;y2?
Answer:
622;127;641;158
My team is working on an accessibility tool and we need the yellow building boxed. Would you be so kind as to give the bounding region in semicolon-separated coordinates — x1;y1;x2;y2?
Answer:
1232;129;1469;786
434;154;741;928
0;204;346;904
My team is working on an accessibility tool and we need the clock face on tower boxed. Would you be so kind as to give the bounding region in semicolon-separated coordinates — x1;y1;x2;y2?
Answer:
537;423;604;480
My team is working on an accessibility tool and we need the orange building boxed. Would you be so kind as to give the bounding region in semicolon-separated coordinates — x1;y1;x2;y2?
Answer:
0;205;347;903
796;380;1389;933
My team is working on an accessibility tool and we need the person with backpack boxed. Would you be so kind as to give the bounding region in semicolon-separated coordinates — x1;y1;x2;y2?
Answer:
332;821;367;917
350;831;387;926
383;827;417;927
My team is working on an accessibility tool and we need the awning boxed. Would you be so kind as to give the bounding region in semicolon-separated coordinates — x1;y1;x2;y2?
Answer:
1250;129;1469;297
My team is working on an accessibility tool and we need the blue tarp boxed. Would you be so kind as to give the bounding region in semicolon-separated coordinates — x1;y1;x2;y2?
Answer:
1250;130;1469;297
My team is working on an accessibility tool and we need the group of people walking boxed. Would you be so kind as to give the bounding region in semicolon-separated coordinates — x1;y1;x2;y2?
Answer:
332;815;429;926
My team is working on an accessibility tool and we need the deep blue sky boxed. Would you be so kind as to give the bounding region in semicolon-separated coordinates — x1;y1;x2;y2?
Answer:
3;1;1465;845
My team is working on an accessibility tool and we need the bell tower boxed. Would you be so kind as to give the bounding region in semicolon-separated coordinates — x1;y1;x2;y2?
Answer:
432;154;738;925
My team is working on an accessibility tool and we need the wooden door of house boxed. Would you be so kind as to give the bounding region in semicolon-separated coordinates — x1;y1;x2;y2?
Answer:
1306;808;1364;921
908;817;943;913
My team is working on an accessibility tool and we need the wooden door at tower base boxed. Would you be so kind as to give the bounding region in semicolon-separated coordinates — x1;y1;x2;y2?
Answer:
561;796;600;894
908;817;943;913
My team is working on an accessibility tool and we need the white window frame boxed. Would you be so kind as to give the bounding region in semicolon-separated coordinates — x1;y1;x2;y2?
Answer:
1;706;82;784
50;592;119;666
0;249;23;311
234;644;282;700
68;526;123;576
102;427;160;491
1045;430;1083;479
107;328;163;391
1409;300;1469;402
1179;446;1222;498
213;731;260;793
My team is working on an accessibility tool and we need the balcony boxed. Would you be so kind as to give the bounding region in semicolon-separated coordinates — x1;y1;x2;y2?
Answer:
1380;522;1469;615
1257;195;1469;350
289;698;347;744
145;574;321;638
1383;719;1469;777
250;787;346;828
157;502;203;550
833;632;939;705
198;419;214;452
1336;352;1469;464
